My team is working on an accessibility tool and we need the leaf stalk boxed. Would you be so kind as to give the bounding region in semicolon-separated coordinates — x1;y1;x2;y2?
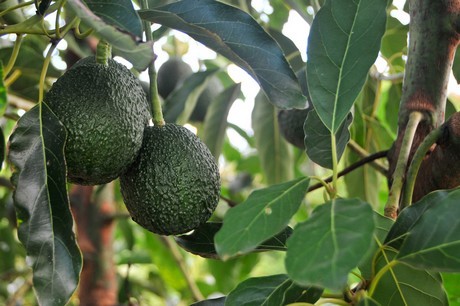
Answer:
385;111;423;219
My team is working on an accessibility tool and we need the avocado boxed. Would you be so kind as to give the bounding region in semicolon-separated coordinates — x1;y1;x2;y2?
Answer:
44;56;150;185
189;76;223;122
120;124;221;235
277;108;310;149
157;57;193;99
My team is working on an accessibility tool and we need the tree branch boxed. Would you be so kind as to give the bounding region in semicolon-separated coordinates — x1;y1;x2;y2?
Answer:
307;150;388;193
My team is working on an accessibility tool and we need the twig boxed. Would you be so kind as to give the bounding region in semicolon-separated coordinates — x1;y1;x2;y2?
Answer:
385;112;424;219
159;236;204;302
347;140;388;175
308;150;389;193
220;194;238;207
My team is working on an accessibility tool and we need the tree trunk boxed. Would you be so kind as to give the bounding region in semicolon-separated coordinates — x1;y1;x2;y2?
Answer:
387;0;460;214
70;184;118;306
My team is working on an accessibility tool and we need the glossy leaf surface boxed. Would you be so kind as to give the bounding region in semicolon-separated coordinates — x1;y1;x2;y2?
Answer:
225;274;322;306
304;110;352;169
8;103;81;306
139;0;307;109
285;198;374;290
175;222;293;259
397;189;460;271
67;0;154;70
215;177;309;259
307;0;387;132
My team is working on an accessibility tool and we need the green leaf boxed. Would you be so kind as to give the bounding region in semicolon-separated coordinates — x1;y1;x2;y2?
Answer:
66;0;154;71
0;64;6;117
384;190;450;250
143;232;187;291
175;222;293;259
442;273;460;305
285;198;375;291
225;274;323;306
215;177;310;259
304;110;352;169
202;83;242;159
307;0;387;132
357;297;381;306
358;212;394;280
8;103;82;306
396;188;460;272
163;69;217;124
252;91;293;184
83;0;143;38
267;28;305;72
380;16;408;72
453;50;460;83
371;250;448;306
192;297;226;306
139;0;307;109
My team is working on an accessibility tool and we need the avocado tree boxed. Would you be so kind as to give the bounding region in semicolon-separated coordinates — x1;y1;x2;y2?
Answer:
1;0;460;305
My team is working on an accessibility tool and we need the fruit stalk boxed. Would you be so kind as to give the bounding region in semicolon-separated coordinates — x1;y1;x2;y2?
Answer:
96;40;111;66
140;0;165;126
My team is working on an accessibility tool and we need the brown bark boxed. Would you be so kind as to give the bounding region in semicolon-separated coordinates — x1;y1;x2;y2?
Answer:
412;112;460;202
70;184;118;306
387;0;460;208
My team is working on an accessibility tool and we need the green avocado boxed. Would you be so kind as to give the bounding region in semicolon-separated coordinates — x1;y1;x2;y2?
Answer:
277;108;310;149
120;124;221;235
44;56;150;185
189;76;223;122
157;57;193;99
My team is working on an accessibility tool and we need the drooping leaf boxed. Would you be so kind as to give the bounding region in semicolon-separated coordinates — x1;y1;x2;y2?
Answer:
225;274;323;306
8;103;82;306
381;15;408;71
66;0;154;71
371;249;448;306
396;188;460;272
139;0;307;109
384;190;450;250
252;91;293;184
285;198;375;291
163;69;217;124
215;177;310;259
202;83;242;159
267;28;305;72
83;0;143;38
192;297;226;306
304;110;352;169
175;222;293;259
358;212;394;280
307;0;387;132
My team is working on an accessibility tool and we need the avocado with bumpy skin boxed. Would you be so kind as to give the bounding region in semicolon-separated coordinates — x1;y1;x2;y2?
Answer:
277;108;311;149
120;124;221;236
157;57;193;99
44;56;150;185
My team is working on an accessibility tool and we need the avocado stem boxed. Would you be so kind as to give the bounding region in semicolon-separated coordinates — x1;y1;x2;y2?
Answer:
140;0;165;126
96;40;111;66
